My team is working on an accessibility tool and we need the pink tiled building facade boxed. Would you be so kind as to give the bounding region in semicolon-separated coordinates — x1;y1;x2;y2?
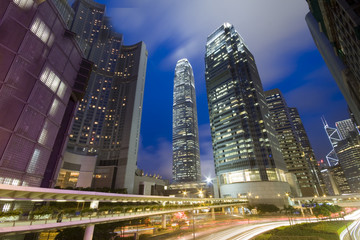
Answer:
0;0;91;187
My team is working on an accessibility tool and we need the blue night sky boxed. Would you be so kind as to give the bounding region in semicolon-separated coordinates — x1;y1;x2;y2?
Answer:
75;0;350;180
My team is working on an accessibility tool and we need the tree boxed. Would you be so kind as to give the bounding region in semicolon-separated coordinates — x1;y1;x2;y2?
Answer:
313;205;331;218
256;204;280;213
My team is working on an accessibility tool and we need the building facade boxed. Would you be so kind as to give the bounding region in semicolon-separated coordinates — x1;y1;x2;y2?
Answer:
172;59;201;183
322;117;342;166
55;151;96;189
306;0;360;125
335;131;360;193
0;0;90;187
205;23;291;205
336;118;357;139
265;89;323;197
329;164;352;194
289;107;325;195
66;0;147;193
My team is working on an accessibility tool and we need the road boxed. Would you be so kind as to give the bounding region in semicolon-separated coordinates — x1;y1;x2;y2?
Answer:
197;221;291;240
340;209;360;240
152;218;317;240
152;209;360;240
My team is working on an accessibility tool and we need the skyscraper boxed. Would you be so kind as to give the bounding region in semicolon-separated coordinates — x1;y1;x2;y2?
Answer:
67;0;147;192
265;89;323;197
205;23;290;204
289;107;325;195
322;117;342;166
306;0;360;125
336;119;357;139
172;59;201;183
0;0;91;187
335;131;360;193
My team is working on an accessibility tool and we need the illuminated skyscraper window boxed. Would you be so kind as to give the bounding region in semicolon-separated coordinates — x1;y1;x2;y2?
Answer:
205;23;291;202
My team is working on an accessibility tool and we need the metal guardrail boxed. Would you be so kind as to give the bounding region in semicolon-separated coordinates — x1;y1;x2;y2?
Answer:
0;203;244;234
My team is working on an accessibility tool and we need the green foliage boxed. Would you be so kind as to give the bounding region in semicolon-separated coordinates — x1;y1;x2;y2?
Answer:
0;209;22;217
63;208;77;215
312;204;342;218
32;205;56;215
81;208;95;216
253;221;353;240
313;205;330;217
256;204;280;213
282;205;296;214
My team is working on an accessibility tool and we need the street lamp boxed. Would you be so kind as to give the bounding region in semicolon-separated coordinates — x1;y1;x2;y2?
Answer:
206;177;212;184
182;191;187;198
198;190;204;198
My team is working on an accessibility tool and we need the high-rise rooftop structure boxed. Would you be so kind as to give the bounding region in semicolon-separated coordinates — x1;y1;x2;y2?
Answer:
49;0;74;29
322;117;342;166
172;58;201;183
306;0;360;125
0;0;91;187
70;0;106;57
265;89;323;197
289;107;325;195
335;131;360;193
67;0;147;192
205;23;291;205
336;118;357;139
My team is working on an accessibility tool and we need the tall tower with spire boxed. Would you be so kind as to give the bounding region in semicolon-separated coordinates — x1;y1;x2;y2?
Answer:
172;59;201;183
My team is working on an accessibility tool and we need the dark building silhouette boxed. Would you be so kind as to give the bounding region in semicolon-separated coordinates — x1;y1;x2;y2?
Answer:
67;0;147;192
0;0;90;187
265;89;324;197
335;130;360;193
306;0;360;125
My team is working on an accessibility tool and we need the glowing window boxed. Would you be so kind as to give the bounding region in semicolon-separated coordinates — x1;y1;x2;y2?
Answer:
30;18;54;47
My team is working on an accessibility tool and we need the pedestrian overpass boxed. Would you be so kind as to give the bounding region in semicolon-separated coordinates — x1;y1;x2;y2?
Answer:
0;184;247;239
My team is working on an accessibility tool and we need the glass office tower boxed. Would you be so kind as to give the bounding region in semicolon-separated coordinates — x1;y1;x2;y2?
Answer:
172;59;201;183
205;23;290;203
266;89;324;197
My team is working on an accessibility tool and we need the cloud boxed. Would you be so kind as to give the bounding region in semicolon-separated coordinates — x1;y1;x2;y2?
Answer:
198;124;215;178
160;39;200;69
137;137;172;180
137;124;215;181
285;82;340;113
108;0;313;84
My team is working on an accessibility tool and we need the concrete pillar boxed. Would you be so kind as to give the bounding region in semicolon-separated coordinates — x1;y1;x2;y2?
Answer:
231;207;234;215
222;207;225;214
309;208;313;215
297;201;305;217
241;206;245;215
234;206;239;214
83;224;94;240
211;208;215;220
162;214;166;229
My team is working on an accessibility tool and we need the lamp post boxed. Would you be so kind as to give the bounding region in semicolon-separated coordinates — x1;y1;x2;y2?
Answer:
198;190;204;198
182;191;187;198
192;208;196;240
